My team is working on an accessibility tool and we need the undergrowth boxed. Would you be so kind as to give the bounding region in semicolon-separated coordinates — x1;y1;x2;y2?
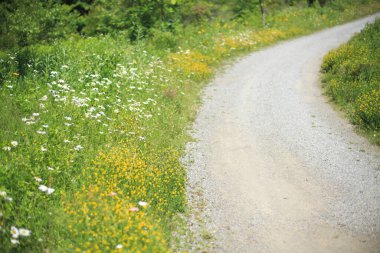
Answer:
322;18;380;145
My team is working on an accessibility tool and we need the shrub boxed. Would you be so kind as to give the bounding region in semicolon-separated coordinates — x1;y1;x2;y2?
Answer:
322;18;380;142
354;89;380;130
0;0;77;49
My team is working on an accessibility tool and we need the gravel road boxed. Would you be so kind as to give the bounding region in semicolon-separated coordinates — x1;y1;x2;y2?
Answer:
184;14;380;253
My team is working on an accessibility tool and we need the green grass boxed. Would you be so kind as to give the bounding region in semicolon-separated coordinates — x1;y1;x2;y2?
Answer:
322;18;380;145
1;1;380;252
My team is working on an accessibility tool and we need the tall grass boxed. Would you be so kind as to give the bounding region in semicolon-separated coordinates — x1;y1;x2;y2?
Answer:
1;1;380;252
322;18;380;145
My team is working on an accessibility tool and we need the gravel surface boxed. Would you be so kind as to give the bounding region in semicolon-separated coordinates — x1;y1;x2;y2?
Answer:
184;14;380;253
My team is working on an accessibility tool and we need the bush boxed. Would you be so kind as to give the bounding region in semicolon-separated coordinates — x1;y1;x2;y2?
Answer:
150;30;179;50
322;18;380;142
355;89;380;130
0;0;77;49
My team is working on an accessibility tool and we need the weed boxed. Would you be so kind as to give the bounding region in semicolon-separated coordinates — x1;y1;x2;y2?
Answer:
322;19;380;145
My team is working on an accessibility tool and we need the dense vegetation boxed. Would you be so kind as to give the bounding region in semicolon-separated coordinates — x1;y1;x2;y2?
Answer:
322;19;380;145
1;0;379;252
0;0;354;50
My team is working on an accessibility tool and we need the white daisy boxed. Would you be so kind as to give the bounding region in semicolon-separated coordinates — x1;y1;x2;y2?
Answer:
34;176;42;182
46;188;55;195
10;238;19;244
19;228;31;237
74;145;83;151
38;185;48;192
138;201;148;207
10;226;19;238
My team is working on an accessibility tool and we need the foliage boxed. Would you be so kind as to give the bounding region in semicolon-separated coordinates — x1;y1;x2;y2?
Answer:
0;0;78;49
1;1;380;252
322;19;380;144
0;37;190;251
81;0;172;40
1;0;378;49
63;146;183;251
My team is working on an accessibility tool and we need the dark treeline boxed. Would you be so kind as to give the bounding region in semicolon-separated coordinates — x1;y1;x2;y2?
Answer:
0;0;330;49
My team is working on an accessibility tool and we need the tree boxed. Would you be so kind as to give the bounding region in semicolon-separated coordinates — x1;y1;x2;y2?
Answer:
0;0;77;49
307;0;328;7
318;0;327;6
259;0;266;27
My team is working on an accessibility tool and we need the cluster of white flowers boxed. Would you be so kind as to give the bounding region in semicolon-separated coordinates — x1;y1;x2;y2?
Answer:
3;141;18;151
36;130;47;135
2;146;11;151
74;145;83;151
72;96;90;107
38;185;54;195
0;191;13;202
21;113;40;125
50;71;58;77
10;226;31;244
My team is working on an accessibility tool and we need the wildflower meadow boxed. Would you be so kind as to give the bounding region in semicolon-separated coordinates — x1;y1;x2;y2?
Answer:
1;0;380;252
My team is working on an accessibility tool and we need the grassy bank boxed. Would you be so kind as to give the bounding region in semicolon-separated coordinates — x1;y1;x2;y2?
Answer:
1;1;380;252
322;19;380;145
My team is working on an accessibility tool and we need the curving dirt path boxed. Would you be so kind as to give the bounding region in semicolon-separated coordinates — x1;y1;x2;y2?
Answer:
185;14;380;253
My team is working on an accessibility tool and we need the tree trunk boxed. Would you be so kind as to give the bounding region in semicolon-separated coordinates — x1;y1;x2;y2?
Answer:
259;0;266;27
318;0;326;7
307;0;314;7
161;0;165;21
